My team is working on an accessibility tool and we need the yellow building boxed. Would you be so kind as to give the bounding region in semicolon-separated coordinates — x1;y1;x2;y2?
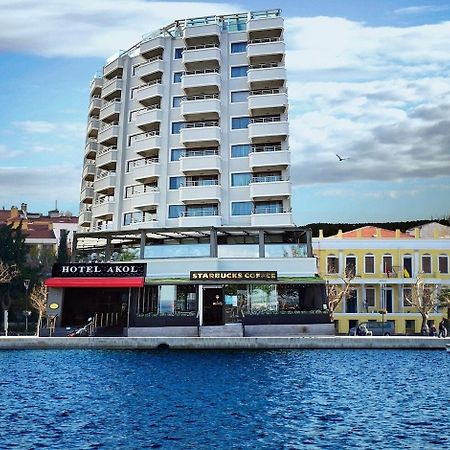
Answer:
313;225;450;335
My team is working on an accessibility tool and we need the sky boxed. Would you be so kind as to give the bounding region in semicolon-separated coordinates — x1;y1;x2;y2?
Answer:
1;0;449;225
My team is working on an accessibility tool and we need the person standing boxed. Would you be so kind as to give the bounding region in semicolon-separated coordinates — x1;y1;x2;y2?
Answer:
438;319;448;338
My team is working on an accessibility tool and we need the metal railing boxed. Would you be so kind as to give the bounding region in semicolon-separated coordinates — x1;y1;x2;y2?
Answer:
184;179;219;187
182;94;219;101
184;68;220;76
249;62;282;70
136;55;164;67
248;37;283;44
103;76;122;89
251;175;284;183
130;157;159;168
181;208;219;217
95;169;116;180
250;116;281;123
100;98;121;110
252;207;291;215
249;88;284;96
184;43;220;51
132;130;160;143
251;144;282;152
182;149;219;157
134;78;162;91
184;120;219;128
97;145;117;157
99;121;118;132
94;196;115;205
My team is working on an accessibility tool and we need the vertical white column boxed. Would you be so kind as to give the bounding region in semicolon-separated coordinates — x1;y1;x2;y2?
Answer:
198;285;203;325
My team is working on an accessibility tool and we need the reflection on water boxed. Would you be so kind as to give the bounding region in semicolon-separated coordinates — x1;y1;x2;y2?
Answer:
1;350;449;449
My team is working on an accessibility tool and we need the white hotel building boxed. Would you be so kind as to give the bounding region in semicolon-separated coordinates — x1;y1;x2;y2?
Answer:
45;10;332;338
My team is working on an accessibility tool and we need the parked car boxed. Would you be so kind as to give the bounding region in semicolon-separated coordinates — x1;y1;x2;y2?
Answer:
349;321;395;336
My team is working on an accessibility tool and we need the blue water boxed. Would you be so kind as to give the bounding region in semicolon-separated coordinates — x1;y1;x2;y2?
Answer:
1;350;449;449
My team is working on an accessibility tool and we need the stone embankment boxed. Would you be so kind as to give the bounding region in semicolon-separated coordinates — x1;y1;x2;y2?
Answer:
0;336;448;350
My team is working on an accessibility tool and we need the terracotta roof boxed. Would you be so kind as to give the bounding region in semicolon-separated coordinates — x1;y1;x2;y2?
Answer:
0;210;11;223
25;229;56;240
333;226;412;239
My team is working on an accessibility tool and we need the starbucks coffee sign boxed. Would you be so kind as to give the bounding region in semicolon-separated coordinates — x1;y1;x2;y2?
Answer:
190;271;277;281
52;263;146;278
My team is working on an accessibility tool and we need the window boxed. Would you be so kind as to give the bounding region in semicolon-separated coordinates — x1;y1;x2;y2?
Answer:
172;96;183;107
223;17;246;32
174;48;183;59
231;172;251;187
231;117;250;129
231;91;249;103
231;66;248;78
231;41;247;53
231;144;250;157
231;201;252;216
403;287;412;307
173;72;183;83
365;287;375;307
169;177;184;190
422;254;432;274
327;255;339;274
254;201;282;214
365;254;375;274
168;205;184;218
170;148;184;161
123;211;142;226
171;122;184;134
345;256;357;275
383;255;393;274
439;255;449;274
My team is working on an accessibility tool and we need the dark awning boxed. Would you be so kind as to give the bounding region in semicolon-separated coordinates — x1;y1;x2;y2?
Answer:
44;277;144;288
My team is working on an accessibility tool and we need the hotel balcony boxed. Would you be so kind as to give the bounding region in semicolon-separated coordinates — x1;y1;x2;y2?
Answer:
179;151;221;173
80;183;94;203
94;170;116;194
249;146;290;170
180;95;220;120
101;77;122;100
248;90;288;115
247;38;285;64
130;188;160;210
96;146;118;170
130;131;161;156
249;177;290;199
88;97;102;116
248;64;286;89
84;139;98;159
82;163;96;182
183;22;221;41
78;207;92;227
182;44;221;70
132;106;162;131
133;80;164;105
180;121;220;147
140;36;165;59
90;77;103;96
87;118;99;138
99;99;121;121
182;70;220;94
247;16;283;35
98;123;119;145
103;57;124;79
179;181;221;203
250;210;292;227
178;213;221;228
123;215;160;230
248;117;288;144
130;158;160;183
91;197;115;219
135;56;164;82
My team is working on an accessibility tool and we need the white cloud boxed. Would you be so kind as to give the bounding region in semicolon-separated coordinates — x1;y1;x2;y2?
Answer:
393;5;450;15
13;121;56;133
0;0;240;57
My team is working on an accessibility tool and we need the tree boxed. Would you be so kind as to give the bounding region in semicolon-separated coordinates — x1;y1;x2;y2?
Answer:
57;229;69;263
325;268;356;321
404;273;449;334
0;260;20;335
29;282;47;336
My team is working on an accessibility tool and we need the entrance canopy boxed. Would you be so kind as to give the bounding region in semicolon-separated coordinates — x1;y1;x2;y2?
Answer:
45;277;144;288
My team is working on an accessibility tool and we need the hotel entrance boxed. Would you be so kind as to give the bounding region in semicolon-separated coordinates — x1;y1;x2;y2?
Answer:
202;287;224;325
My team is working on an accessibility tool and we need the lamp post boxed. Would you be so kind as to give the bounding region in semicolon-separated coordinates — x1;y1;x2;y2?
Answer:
23;279;31;336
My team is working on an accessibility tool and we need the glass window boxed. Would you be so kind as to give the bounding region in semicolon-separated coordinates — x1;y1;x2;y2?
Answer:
159;285;176;314
254;201;282;214
173;72;183;83
403;287;412;307
170;148;184;161
231;91;249;103
231;41;247;53
174;48;183;59
231;117;250;129
231;66;248;78
172;96;183;107
383;255;393;274
249;284;278;313
439;255;449;274
231;201;252;215
171;122;184;134
169;177;184;190
327;256;339;274
175;285;198;313
346;256;357;275
231;144;250;157
365;287;375;307
365;254;375;274
168;205;184;218
422;255;432;273
231;172;251;187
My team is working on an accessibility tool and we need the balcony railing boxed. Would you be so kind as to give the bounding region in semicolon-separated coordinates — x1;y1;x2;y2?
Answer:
126;185;159;198
99;121;119;132
251;175;284;183
100;98;121;110
252;207;291;215
97;145;117;157
184;120;219;128
184;68;220;76
132;130;160;144
248;37;283;44
182;94;219;101
184;43;220;51
182;149;219;157
135;55;163;66
250;116;281;124
251;144;282;152
249;62;282;69
103;76;122;89
249;88;285;96
181;208;219;217
184;179;219;187
129;157;159;169
94;196;115;205
132;78;162;95
130;104;161;121
96;169;116;180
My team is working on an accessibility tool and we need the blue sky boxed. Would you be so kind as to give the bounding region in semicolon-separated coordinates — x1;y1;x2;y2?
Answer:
1;0;450;224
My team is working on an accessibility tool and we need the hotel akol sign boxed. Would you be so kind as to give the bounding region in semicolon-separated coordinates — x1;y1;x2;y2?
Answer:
52;263;146;278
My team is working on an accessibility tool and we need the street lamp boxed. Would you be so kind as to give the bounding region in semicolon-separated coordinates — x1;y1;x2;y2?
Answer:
23;279;31;336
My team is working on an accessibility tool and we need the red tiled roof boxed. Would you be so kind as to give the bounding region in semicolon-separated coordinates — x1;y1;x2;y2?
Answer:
25;229;56;239
336;226;412;239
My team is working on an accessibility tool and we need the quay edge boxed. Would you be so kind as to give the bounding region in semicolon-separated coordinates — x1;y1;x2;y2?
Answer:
0;336;449;350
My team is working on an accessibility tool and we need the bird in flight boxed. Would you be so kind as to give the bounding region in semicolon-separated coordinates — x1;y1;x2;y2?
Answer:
336;153;349;161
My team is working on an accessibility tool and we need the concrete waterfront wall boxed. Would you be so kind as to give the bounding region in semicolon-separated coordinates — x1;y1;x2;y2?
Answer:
0;336;449;350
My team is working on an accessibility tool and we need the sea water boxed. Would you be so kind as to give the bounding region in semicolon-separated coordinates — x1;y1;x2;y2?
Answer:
0;349;449;449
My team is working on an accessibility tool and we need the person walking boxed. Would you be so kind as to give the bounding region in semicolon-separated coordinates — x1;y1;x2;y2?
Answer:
429;323;437;337
438;319;448;338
